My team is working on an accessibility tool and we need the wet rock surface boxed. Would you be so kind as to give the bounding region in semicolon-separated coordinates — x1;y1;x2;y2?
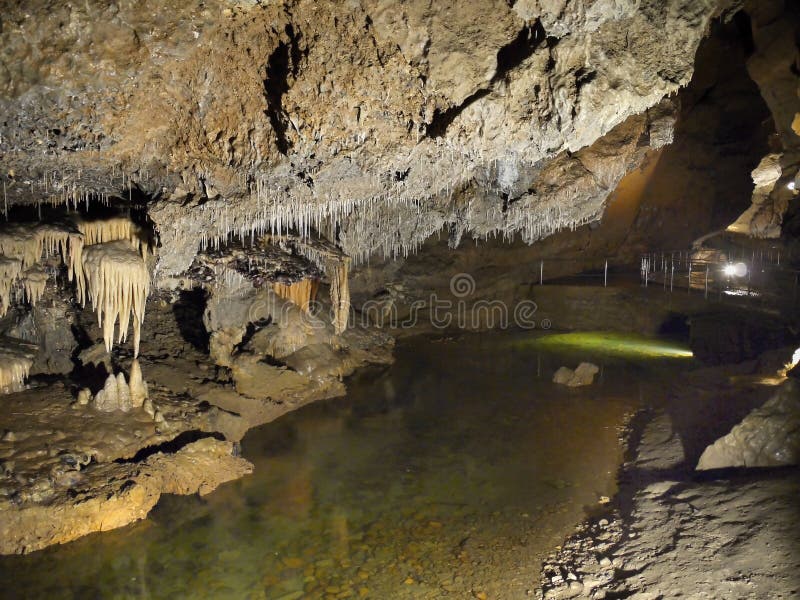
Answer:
539;362;800;600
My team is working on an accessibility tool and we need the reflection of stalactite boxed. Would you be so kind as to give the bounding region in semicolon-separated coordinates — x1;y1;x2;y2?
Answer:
82;241;150;357
328;257;350;335
272;278;319;313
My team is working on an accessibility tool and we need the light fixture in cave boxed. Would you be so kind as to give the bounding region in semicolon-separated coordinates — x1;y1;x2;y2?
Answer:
783;347;800;376
723;262;747;277
788;181;796;191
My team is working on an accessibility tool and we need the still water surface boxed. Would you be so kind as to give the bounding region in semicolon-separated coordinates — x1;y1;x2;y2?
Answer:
0;331;691;599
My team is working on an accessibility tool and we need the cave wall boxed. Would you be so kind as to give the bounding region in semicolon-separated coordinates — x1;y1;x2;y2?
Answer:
349;19;772;311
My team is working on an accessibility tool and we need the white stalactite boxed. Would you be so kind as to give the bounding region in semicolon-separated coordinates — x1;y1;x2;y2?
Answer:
0;337;36;394
21;266;48;306
82;240;150;356
0;257;22;317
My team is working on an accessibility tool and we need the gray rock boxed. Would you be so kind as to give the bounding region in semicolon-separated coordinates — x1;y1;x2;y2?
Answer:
697;379;800;469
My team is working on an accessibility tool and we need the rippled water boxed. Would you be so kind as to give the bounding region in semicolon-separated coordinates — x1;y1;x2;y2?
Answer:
0;331;691;599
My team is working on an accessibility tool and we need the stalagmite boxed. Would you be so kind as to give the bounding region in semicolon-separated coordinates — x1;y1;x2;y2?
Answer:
93;373;121;412
272;279;318;313
0;337;37;394
91;362;148;412
82;240;150;356
116;372;132;411
21;266;48;306
129;358;148;408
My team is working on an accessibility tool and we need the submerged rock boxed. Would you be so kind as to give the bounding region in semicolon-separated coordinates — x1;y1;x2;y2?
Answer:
553;363;600;387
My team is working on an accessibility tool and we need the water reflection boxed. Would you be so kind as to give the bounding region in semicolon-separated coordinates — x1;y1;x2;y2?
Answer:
0;331;689;599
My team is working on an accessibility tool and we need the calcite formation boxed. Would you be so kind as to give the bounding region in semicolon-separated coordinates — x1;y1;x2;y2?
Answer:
91;360;149;412
271;279;318;313
0;0;740;279
82;241;150;356
0;336;37;394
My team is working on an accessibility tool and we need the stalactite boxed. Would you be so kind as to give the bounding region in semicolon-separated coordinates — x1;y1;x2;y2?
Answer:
0;337;36;394
82;240;150;357
0;257;22;318
328;257;350;335
272;278;319;313
76;216;150;257
21;266;48;306
0;223;84;294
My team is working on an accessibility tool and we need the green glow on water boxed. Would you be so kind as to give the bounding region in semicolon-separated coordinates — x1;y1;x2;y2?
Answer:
517;331;694;359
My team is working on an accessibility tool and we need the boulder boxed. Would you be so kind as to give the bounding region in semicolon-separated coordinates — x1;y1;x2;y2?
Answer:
697;379;800;470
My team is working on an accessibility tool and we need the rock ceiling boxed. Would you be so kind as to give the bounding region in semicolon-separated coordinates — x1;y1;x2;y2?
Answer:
0;0;776;283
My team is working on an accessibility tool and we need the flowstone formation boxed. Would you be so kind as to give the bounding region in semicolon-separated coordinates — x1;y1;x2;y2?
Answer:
0;0;741;281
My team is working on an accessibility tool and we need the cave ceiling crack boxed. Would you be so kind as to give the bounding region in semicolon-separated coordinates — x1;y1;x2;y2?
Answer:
425;19;550;139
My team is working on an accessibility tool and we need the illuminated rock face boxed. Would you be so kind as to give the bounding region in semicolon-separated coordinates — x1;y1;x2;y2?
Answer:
698;380;800;469
0;0;735;276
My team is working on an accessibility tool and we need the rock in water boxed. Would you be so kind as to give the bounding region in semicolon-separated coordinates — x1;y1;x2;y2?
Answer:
553;363;600;387
553;366;574;385
570;362;600;387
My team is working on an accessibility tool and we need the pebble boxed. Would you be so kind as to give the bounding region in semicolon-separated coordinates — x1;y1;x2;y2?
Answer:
282;557;305;569
568;581;583;593
599;557;612;568
1;430;16;442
